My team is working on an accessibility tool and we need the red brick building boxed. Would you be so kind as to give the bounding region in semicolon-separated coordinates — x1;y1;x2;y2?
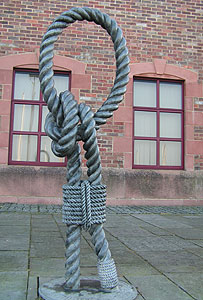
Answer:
0;0;203;206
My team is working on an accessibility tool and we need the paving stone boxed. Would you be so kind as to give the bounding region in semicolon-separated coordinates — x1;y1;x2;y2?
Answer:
31;219;57;227
117;260;160;277
164;272;203;300
30;258;65;276
31;225;59;232
28;205;39;213
32;214;54;220
126;275;193;300
80;252;98;267
135;214;193;229
0;271;28;300
187;247;203;258
31;217;59;230
138;250;203;273
118;236;181;252
58;224;67;231
107;226;155;239
58;226;67;237
81;230;92;241
140;225;173;236
53;215;63;224
80;237;93;249
0;236;30;251
38;205;62;213
189;240;203;247
30;240;65;258
166;228;203;239
80;266;98;276
0;212;30;225
103;230;120;241
105;214;134;228
0;251;28;271
111;248;144;265
0;225;30;238
31;230;62;239
135;295;145;300
31;235;61;244
27;276;38;300
161;236;200;250
80;245;94;256
164;215;203;228
108;239;132;250
126;215;174;236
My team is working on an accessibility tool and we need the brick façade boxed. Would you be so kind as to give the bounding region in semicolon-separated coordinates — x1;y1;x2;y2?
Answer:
0;0;202;173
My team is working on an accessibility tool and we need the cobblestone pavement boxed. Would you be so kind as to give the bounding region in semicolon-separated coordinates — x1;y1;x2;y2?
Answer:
0;203;203;300
1;202;203;214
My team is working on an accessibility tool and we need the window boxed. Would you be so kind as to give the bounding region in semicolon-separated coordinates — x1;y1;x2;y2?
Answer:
9;69;70;166
133;78;184;169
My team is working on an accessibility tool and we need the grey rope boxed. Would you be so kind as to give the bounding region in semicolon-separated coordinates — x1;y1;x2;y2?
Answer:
39;7;130;130
81;180;91;231
45;90;82;290
39;7;129;291
79;101;118;289
64;225;81;290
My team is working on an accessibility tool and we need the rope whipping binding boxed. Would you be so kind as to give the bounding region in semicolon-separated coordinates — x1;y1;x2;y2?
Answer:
39;7;130;291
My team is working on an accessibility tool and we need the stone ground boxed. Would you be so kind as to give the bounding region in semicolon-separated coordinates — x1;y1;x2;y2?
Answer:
0;203;203;300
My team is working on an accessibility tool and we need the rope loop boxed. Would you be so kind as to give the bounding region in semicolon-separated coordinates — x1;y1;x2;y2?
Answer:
39;7;130;130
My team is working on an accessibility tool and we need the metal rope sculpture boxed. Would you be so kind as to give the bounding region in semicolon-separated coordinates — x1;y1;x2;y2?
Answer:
39;6;132;297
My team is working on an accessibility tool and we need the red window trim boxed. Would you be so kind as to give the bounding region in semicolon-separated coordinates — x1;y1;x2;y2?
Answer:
132;77;184;170
9;68;70;167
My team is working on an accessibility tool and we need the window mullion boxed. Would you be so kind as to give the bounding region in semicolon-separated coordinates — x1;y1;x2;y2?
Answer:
156;80;160;168
36;134;41;163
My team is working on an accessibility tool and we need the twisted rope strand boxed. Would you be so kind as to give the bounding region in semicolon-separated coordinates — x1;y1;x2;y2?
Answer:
79;102;118;288
79;103;102;185
64;225;81;291
46;91;82;290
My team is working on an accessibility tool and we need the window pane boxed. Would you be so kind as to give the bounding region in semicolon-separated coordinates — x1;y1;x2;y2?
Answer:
134;140;156;165
40;136;65;163
134;111;156;137
14;72;40;101
13;104;39;132
53;74;69;95
12;135;37;161
160;113;181;138
41;105;49;132
160;141;181;166
160;82;182;109
134;80;156;107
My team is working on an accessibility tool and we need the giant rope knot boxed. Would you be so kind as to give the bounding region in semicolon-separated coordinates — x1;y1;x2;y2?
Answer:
39;6;130;230
44;89;106;230
39;6;130;290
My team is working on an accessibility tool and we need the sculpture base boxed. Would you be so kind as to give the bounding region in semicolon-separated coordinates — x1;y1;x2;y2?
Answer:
39;277;138;300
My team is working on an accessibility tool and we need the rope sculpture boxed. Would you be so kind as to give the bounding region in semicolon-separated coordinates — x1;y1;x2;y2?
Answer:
39;7;129;291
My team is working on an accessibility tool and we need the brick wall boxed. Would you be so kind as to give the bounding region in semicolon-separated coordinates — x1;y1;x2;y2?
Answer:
0;0;203;169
